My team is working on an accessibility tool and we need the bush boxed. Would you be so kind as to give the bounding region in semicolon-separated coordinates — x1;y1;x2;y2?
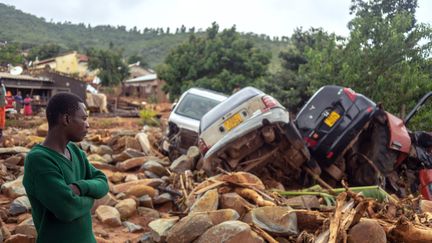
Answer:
139;108;159;126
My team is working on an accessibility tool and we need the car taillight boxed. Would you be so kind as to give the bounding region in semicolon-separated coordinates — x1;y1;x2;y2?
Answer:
304;137;318;148
326;151;334;159
262;95;278;109
343;88;357;102
198;138;209;154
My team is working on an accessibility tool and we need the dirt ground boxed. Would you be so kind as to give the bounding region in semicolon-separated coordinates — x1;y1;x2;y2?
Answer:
1;115;160;243
3;112;432;242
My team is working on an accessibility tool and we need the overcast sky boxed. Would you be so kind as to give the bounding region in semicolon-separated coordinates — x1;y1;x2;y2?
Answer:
1;0;431;37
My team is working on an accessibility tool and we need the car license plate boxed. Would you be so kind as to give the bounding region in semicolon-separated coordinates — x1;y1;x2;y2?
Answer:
224;113;243;131
324;111;340;127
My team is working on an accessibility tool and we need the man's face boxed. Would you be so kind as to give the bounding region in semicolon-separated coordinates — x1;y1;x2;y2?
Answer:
67;102;89;142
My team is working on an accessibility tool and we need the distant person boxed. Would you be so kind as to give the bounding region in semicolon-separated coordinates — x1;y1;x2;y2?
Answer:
23;92;109;243
0;78;5;139
5;90;14;110
14;91;23;114
23;94;32;116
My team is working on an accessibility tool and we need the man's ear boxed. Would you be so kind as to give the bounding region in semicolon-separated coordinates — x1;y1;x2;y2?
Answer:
60;114;70;126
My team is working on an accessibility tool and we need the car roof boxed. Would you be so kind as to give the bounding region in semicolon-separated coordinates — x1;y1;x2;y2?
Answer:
184;87;228;102
199;86;264;132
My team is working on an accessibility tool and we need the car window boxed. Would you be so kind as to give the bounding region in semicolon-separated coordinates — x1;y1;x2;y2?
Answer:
175;93;221;120
200;87;263;132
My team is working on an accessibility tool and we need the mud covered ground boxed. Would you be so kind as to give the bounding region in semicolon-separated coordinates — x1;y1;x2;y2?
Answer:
1;115;432;243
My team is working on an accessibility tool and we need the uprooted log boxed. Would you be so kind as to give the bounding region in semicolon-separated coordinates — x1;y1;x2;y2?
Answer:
388;216;432;242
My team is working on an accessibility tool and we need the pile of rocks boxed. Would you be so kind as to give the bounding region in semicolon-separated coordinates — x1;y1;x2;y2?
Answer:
1;122;432;242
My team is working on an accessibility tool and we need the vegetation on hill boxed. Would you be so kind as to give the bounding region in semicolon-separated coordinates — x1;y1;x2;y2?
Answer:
1;1;431;130
0;3;287;68
158;22;271;98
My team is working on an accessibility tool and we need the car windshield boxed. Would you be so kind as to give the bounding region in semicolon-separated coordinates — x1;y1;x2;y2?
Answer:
174;93;221;120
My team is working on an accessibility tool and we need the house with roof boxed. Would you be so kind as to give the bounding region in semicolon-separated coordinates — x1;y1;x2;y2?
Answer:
32;51;91;78
0;70;87;112
123;66;168;103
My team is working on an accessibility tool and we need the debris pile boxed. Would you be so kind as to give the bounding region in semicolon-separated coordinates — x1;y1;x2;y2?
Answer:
0;119;432;242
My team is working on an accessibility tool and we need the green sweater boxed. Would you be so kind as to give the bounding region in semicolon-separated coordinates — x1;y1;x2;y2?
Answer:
23;143;109;243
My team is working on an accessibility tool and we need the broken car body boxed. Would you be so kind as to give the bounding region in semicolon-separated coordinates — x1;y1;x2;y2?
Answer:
296;85;432;199
199;87;310;184
163;88;227;159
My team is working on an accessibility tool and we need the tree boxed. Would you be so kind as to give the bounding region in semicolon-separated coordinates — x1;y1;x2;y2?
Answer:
157;22;271;99
127;54;148;68
299;0;432;116
261;28;338;112
0;43;24;66
28;43;64;61
87;48;129;86
262;69;310;112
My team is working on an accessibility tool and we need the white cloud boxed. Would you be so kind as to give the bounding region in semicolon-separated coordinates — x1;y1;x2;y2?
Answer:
1;0;431;37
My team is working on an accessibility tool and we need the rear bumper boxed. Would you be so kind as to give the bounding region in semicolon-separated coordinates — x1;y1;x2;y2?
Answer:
311;107;376;166
204;107;290;159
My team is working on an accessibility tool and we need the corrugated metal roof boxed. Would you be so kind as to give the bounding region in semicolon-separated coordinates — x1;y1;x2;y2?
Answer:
124;74;157;83
34;57;55;65
0;72;52;82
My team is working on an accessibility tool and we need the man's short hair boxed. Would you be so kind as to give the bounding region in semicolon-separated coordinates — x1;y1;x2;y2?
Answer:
46;92;83;127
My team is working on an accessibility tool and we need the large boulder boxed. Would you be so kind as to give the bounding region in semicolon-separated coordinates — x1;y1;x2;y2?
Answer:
169;146;201;173
15;217;36;238
348;219;386;243
95;205;122;227
243;206;298;236
116;156;147;171
166;213;213;243
111;179;163;194
125;184;157;198
1;175;26;199
189;189;219;214
9;196;31;216
112;148;146;162
195;220;264;243
140;160;167;177
115;198;137;220
166;209;240;243
148;217;179;242
220;192;255;217
135;132;152;155
91;193;118;213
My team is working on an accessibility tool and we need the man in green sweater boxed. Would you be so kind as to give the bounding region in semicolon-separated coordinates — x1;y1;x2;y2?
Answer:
23;92;109;243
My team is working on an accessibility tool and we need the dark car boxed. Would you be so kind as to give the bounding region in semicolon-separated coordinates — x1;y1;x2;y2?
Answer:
295;85;377;168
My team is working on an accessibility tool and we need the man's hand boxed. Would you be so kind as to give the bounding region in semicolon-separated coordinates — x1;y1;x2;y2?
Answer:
69;184;81;196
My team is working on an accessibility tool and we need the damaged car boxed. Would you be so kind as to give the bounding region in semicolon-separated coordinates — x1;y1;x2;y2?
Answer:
198;87;311;185
296;85;432;199
162;87;227;160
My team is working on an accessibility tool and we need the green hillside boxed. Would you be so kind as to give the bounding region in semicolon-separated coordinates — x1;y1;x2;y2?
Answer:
0;3;288;69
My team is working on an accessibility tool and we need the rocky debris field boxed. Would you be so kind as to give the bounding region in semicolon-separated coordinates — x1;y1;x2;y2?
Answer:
1;116;432;243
